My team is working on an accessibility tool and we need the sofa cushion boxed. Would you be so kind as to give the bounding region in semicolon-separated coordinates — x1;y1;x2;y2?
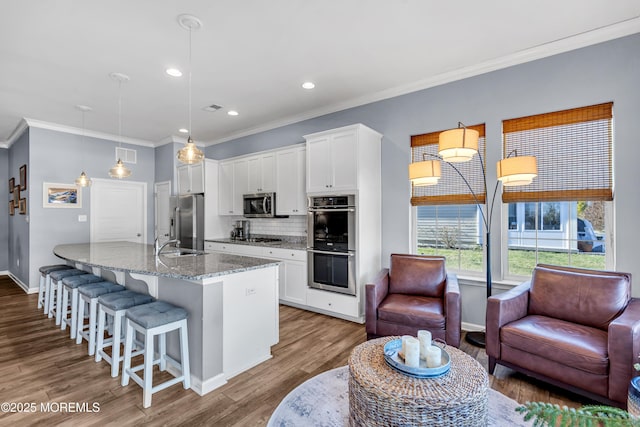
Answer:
377;293;445;330
389;254;445;297
529;264;631;330
501;314;609;375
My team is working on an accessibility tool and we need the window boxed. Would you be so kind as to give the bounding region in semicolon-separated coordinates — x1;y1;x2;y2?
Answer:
502;103;614;276
523;202;561;231
411;125;486;274
415;205;483;272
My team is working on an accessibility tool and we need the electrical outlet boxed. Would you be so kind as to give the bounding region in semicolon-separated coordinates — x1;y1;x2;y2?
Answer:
245;288;257;296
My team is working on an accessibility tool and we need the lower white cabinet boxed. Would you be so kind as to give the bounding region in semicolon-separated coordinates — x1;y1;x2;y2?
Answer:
204;242;307;305
306;288;360;318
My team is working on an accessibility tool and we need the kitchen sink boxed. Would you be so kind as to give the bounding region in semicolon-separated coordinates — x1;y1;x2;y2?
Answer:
160;248;206;258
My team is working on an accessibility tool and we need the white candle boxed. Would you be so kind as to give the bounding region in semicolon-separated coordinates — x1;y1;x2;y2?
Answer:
417;330;432;360
401;335;413;358
404;337;420;368
426;345;442;368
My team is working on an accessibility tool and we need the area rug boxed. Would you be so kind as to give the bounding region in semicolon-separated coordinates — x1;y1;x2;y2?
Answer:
268;366;533;426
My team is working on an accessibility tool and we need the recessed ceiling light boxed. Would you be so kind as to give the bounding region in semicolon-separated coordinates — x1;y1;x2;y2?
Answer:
166;68;182;77
227;110;239;116
178;128;189;134
302;82;315;90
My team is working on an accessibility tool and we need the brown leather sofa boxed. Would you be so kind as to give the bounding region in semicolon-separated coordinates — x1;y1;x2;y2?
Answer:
365;254;461;347
486;264;640;407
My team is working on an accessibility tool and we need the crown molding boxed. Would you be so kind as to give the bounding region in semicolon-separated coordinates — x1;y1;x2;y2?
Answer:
205;17;640;146
23;118;157;148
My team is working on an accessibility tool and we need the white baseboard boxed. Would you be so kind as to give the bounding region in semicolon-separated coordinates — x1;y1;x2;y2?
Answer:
7;272;35;294
165;365;227;396
462;321;485;332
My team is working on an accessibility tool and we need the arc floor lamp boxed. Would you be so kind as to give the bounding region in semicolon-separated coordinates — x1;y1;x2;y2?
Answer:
409;123;537;347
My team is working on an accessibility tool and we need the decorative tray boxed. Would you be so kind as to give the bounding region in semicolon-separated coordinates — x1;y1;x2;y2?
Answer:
383;339;451;378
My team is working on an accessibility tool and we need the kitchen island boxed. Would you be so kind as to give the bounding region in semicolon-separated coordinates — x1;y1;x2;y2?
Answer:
54;241;281;396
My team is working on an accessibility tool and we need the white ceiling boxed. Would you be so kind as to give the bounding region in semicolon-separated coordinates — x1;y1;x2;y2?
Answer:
1;1;639;147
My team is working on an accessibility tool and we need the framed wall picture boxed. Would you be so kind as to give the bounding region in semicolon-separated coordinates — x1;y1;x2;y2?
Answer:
42;182;82;208
19;198;27;215
9;177;15;193
19;164;27;191
13;185;20;208
9;200;15;216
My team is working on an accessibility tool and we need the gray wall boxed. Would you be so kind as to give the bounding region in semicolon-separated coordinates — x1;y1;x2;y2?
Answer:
207;34;640;325
17;127;156;289
0;147;8;271
155;142;181;194
7;130;29;280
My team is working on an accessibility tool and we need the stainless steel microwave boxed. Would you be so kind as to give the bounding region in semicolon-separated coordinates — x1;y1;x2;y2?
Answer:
243;192;277;218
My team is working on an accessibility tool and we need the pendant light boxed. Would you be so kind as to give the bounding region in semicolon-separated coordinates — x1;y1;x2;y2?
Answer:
176;14;205;165
108;72;132;179
75;104;92;187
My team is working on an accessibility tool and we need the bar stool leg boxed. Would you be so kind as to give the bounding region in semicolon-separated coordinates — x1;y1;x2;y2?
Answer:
179;319;190;389
76;299;86;345
60;286;69;331
158;332;167;371
69;289;79;339
43;275;53;315
143;329;154;408
55;280;64;325
121;319;133;387
88;298;98;356
95;306;107;363
110;311;123;377
47;280;57;319
38;275;45;310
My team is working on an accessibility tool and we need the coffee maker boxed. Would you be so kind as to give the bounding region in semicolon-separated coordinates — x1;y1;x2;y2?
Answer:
233;220;250;241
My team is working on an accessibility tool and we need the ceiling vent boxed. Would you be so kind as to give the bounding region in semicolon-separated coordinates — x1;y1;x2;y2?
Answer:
116;147;137;164
202;104;222;112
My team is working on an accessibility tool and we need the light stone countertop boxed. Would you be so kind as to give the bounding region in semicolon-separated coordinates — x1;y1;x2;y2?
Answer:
54;241;280;281
205;238;308;251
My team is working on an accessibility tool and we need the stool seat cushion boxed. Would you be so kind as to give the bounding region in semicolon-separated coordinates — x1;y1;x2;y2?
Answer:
39;264;73;275
49;269;88;281
78;282;124;298
99;290;154;311
62;274;104;288
126;301;188;329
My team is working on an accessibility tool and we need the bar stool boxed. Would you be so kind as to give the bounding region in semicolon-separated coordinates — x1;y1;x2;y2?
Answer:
48;269;89;324
38;265;73;314
76;281;125;355
60;274;105;338
95;290;154;377
121;301;190;408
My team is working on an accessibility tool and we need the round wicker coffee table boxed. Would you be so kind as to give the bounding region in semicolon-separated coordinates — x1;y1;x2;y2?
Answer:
348;336;488;427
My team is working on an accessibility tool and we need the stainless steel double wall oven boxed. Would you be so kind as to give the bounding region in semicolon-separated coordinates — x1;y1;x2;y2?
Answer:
307;195;356;296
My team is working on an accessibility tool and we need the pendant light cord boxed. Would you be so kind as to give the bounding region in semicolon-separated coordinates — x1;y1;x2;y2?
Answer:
188;25;192;140
118;79;122;148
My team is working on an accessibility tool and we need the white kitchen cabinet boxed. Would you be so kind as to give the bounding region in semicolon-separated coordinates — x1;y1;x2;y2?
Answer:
177;162;204;194
276;146;306;215
305;128;358;193
218;160;235;215
218;159;248;216
306;288;359;318
305;124;381;194
206;242;308;306
247;153;275;193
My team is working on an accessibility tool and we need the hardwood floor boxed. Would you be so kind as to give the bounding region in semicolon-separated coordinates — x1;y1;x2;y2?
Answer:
0;275;586;426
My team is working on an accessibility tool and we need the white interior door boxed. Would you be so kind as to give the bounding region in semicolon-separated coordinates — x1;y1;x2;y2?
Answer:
155;181;171;244
91;179;147;243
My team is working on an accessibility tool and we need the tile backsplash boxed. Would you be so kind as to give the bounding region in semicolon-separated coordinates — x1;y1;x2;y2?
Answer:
221;215;307;238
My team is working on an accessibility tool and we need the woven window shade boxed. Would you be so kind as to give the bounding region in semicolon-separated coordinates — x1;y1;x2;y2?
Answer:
502;103;613;203
411;124;486;206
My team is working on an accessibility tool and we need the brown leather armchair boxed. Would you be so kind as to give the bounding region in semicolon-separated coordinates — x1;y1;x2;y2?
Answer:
365;254;461;347
486;264;640;408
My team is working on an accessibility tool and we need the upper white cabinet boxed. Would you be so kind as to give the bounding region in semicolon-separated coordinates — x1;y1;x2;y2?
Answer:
247;153;275;193
219;158;249;216
177;163;204;194
305;124;380;194
276;146;306;215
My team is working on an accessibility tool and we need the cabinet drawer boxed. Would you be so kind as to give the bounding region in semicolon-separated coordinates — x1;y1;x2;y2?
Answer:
263;247;306;261
306;288;359;317
205;242;261;256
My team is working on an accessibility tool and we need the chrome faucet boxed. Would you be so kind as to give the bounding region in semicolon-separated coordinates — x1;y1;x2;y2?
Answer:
155;238;181;256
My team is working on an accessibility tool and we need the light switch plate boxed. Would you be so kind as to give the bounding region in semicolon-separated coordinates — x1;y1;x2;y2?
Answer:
78;215;87;222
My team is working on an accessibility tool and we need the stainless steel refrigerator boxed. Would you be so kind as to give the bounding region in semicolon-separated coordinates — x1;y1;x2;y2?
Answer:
170;194;205;250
